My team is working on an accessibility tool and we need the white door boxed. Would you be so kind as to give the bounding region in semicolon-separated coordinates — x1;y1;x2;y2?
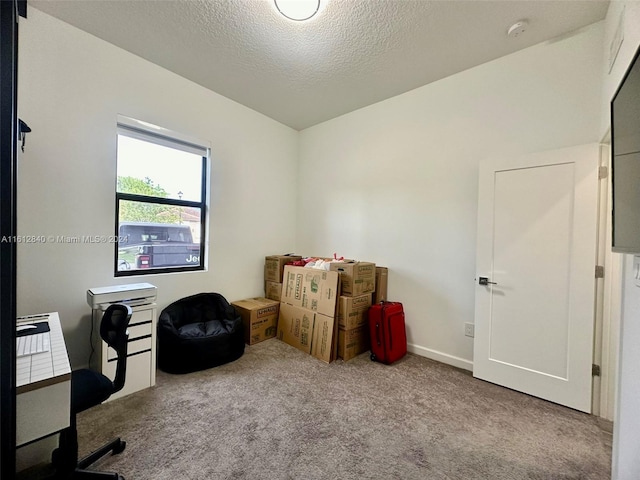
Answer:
473;144;599;413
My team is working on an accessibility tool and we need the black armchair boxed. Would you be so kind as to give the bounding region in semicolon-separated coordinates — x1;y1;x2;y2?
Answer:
157;292;244;374
53;303;132;479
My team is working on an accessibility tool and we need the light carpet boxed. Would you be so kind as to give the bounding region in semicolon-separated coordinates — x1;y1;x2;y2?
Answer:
71;339;612;479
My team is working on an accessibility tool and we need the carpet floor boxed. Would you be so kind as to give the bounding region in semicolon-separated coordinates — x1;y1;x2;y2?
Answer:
66;339;611;479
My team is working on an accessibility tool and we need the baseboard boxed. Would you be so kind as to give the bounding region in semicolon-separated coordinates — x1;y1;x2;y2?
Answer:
597;417;614;434
407;343;474;372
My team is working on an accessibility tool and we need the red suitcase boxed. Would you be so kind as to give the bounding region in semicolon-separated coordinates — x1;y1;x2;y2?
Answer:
369;301;407;364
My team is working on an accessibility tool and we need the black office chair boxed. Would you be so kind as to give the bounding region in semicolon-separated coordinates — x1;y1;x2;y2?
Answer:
53;303;132;480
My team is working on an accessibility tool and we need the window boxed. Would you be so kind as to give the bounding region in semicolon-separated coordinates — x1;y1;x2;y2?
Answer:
115;117;208;276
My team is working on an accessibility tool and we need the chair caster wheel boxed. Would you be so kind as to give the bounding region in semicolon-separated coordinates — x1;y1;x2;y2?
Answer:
51;447;60;467
370;353;376;361
113;440;126;455
51;447;71;471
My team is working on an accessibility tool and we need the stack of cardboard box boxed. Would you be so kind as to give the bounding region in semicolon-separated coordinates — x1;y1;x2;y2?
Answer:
263;255;387;363
330;261;376;361
277;265;340;363
264;254;302;301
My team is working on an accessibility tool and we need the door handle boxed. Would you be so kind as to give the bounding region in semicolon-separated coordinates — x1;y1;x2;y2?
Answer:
478;276;497;286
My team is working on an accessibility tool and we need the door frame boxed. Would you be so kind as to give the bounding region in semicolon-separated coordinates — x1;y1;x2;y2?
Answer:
592;137;622;421
0;0;20;475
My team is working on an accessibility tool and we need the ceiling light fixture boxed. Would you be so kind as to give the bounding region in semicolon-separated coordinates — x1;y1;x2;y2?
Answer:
274;0;321;21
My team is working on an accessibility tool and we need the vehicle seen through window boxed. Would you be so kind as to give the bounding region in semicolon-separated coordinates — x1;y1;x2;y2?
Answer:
117;222;201;271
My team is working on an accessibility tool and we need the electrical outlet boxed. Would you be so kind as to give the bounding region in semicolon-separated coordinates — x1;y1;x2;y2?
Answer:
464;323;475;338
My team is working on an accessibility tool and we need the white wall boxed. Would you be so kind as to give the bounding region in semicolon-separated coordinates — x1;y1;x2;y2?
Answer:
600;1;640;139
613;257;640;479
298;22;604;369
17;8;299;368
601;3;640;479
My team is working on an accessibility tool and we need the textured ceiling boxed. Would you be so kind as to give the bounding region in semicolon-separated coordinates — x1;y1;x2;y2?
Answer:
30;0;609;130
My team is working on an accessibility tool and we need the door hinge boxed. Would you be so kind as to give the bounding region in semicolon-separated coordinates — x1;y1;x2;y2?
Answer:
592;364;601;376
598;166;608;180
595;265;605;278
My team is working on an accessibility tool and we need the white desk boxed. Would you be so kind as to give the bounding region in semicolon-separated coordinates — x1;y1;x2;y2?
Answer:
16;312;71;447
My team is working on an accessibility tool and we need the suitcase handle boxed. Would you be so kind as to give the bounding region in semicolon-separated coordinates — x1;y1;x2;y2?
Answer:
380;302;395;351
377;302;387;348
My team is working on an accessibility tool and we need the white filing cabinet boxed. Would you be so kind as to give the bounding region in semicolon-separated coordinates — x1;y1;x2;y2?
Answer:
91;302;157;401
88;283;158;401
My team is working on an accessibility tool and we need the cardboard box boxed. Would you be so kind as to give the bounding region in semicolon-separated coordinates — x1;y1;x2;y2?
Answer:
277;304;338;363
277;303;314;354
264;281;282;302
338;294;372;330
311;312;337;363
330;261;376;296
231;297;280;345
338;326;370;362
372;266;388;304
264;254;302;283
279;265;340;363
281;266;340;317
